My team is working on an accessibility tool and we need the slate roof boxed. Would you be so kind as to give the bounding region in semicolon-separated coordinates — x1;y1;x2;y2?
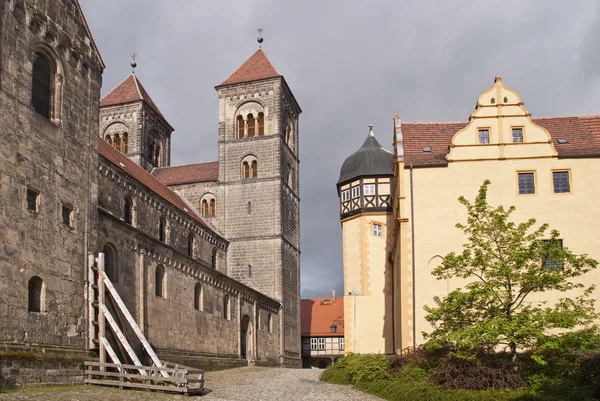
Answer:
98;138;214;233
100;74;172;128
301;297;344;337
403;115;600;167
153;162;219;186
338;127;394;184
217;49;281;87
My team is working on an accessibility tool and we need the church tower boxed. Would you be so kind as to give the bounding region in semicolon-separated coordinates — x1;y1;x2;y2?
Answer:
215;48;302;366
99;74;173;172
337;125;396;354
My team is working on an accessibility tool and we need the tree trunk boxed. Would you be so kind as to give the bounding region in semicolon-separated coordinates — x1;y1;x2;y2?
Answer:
510;342;518;372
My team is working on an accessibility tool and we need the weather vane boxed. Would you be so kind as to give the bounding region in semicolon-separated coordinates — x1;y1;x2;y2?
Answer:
257;28;263;48
131;53;137;73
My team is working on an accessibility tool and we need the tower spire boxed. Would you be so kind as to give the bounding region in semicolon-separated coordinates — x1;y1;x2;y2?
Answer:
257;28;263;48
131;53;137;74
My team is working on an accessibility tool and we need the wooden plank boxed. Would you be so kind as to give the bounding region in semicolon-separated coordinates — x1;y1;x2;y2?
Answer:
100;336;123;372
100;304;148;375
99;270;169;378
97;254;106;372
87;254;96;350
84;369;189;384
85;361;181;373
84;379;203;394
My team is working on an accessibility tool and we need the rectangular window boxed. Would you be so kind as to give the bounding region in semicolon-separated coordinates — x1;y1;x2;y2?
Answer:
339;337;345;351
512;128;523;143
26;189;39;212
363;184;376;196
310;338;318;350
341;189;350;202
518;172;535;195
553;171;570;193
478;129;490;144
62;205;72;227
317;338;325;350
373;223;382;237
351;186;360;199
542;239;564;270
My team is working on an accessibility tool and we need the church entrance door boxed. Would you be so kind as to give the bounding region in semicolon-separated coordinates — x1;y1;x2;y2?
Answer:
241;315;250;359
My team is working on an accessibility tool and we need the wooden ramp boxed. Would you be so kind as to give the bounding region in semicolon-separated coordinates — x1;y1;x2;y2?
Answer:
86;253;205;394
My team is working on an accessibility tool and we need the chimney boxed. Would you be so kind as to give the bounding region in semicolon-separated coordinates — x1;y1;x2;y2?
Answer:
332;290;336;303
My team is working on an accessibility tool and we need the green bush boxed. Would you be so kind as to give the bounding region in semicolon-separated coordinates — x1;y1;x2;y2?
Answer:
320;353;389;385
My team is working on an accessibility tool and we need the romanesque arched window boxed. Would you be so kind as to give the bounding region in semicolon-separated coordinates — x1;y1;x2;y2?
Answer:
124;197;133;225
258;112;265;136
210;199;216;217
237;115;244;139
154;144;161;165
114;134;121;152
155;266;165;298
247;113;255;137
32;53;52;118
286;163;292;186
122;133;129;153
202;199;209;216
187;233;194;258
223;294;230;320
159;217;166;242
194;283;203;311
105;135;113;146
251;160;258;178
212;248;218;269
243;161;250;179
103;244;118;283
28;276;44;313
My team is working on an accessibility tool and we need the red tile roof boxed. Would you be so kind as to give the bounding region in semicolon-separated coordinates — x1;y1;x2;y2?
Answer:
100;74;172;128
301;297;344;337
403;115;600;166
153;162;219;186
98;138;215;233
217;49;281;87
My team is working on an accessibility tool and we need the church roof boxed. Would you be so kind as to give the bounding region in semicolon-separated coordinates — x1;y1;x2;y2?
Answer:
100;74;172;128
98;138;218;234
153;162;219;186
338;126;394;185
402;115;600;167
217;49;281;87
301;296;344;337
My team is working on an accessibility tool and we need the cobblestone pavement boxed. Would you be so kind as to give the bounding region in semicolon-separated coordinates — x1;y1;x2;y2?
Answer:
0;367;383;401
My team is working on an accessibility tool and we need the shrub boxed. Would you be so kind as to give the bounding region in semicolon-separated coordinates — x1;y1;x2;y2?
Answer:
320;354;389;385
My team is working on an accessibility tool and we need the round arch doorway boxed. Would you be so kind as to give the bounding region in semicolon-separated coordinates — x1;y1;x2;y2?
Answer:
240;314;252;360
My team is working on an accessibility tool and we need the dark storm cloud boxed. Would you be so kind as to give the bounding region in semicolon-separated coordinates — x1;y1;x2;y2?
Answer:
79;0;600;298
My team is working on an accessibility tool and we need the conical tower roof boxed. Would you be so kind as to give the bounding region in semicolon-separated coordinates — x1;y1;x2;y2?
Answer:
338;125;393;184
217;49;281;87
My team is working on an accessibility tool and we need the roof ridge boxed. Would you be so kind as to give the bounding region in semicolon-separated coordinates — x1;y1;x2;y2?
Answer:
100;74;138;103
217;49;281;87
402;120;468;125
154;160;219;170
532;114;600;120
132;74;143;99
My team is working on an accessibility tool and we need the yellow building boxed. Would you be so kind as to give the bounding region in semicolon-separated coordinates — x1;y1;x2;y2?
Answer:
337;125;397;354
339;76;600;353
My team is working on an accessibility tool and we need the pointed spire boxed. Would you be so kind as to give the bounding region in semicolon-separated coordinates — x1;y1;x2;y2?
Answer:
217;49;281;87
131;53;137;73
368;124;375;137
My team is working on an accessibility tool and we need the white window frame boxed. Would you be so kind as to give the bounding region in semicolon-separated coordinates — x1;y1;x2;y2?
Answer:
373;223;382;237
341;189;350;202
363;184;376;196
351;186;360;199
339;337;345;351
317;337;325;350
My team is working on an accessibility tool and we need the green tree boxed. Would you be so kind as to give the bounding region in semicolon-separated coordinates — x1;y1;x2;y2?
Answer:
424;180;598;365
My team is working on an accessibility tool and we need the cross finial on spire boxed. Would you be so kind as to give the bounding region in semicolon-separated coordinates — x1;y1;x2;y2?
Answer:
131;53;137;73
257;28;264;48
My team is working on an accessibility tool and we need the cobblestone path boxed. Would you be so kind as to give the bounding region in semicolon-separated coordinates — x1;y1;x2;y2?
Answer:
0;367;383;401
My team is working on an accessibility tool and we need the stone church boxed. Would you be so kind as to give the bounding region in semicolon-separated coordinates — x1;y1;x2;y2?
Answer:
0;0;301;384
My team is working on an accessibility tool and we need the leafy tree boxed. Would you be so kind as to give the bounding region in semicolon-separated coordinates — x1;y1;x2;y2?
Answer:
424;180;598;366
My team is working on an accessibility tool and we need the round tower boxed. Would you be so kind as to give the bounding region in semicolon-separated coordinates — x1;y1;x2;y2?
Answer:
336;125;394;354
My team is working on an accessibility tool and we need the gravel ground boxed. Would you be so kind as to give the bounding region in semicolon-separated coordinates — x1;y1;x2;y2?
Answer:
0;367;384;401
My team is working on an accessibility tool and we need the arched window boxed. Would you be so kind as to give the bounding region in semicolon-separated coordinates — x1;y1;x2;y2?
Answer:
159;217;166;242
155;266;165;298
32;54;52;118
148;141;155;159
258;112;265;136
243;161;250;179
194;283;203;311
286;163;292;185
247;113;255;137
210;199;216;217
251;160;258;178
105;135;113;146
237;116;244;139
212;248;218;269
103;244;118;283
187;234;194;258
267;313;272;333
202;199;209;217
123;197;133;225
122;133;129;153
154;144;161;165
28;276;44;312
114;134;121;152
223;294;230;320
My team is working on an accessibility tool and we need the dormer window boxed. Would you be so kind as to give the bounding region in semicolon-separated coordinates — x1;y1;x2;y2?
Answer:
478;129;490;144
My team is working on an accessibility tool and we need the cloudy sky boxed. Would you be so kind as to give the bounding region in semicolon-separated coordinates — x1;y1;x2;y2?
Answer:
79;0;600;298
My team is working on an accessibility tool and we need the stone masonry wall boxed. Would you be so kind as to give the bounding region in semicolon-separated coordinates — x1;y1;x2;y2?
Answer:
0;0;103;349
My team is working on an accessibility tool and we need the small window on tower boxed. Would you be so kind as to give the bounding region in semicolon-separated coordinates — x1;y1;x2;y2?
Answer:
373;223;382;237
341;189;350;202
26;188;39;212
351;186;360;199
62;205;73;227
363;184;376;196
